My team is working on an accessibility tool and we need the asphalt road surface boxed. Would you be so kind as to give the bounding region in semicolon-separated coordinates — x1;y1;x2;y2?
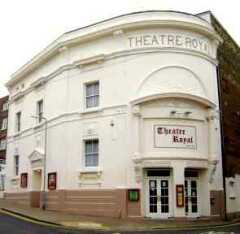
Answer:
0;212;239;234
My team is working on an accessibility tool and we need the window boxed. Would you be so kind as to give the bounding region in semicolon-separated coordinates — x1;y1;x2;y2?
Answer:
16;112;21;132
0;139;6;150
85;82;99;108
36;100;43;123
2;102;8;111
85;139;99;167
1;118;7;130
0;159;5;164
14;155;19;176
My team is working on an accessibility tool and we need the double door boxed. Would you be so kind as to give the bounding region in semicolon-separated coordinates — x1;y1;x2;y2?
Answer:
185;178;199;217
147;177;171;218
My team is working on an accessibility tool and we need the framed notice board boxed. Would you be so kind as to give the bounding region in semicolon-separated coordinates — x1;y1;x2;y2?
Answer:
176;184;184;207
20;173;28;188
128;189;140;202
48;172;57;190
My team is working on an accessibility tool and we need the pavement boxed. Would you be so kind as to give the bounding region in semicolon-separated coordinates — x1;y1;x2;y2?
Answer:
0;199;239;232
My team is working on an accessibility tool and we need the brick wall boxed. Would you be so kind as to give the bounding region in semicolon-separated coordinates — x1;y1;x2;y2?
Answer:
211;15;240;176
0;95;8;162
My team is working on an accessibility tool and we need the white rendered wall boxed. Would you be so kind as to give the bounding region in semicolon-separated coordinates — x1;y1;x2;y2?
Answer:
5;12;223;211
226;175;240;214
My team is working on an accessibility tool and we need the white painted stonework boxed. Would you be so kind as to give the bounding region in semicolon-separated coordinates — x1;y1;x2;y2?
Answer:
5;11;223;218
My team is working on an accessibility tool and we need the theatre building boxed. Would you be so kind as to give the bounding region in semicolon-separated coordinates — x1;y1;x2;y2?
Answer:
5;11;226;219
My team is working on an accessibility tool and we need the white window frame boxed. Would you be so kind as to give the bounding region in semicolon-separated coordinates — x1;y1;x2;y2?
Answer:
84;139;99;168
2;102;8;111
85;81;99;109
36;99;43;123
0;139;6;150
15;112;21;132
1;118;7;130
14;155;19;176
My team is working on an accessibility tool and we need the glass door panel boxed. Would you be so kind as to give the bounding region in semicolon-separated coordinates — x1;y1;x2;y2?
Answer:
160;180;169;213
149;180;157;213
185;179;199;217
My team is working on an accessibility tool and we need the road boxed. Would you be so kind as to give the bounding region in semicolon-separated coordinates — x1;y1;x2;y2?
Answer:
0;212;239;234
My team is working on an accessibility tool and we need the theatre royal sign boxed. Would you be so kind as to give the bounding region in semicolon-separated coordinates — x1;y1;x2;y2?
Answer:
127;33;210;56
154;125;197;149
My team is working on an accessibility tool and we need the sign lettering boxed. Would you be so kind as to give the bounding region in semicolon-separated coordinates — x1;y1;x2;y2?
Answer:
128;34;210;55
154;125;196;149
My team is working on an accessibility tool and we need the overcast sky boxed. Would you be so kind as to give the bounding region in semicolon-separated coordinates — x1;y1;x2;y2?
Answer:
0;0;239;96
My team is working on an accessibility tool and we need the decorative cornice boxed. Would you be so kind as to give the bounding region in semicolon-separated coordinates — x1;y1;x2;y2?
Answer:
30;77;47;89
131;92;216;108
7;104;127;142
6;11;221;87
73;54;105;67
133;156;208;163
11;91;25;102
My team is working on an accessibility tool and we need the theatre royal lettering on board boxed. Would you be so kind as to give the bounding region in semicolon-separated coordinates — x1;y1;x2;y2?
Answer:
127;34;210;55
154;125;197;149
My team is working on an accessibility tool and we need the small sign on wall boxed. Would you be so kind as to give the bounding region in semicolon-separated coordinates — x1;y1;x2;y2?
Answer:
48;172;57;190
20;173;28;188
176;184;184;207
128;189;140;202
154;125;197;149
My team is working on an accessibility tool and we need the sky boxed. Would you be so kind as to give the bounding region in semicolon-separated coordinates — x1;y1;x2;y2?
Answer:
0;0;239;96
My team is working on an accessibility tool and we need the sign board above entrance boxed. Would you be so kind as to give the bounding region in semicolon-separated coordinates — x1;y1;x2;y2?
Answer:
154;125;197;149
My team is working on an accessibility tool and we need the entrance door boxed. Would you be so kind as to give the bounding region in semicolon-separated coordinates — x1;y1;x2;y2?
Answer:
147;177;170;218
32;170;42;191
185;178;199;217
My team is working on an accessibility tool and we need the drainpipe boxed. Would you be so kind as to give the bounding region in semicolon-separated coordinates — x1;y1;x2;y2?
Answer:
42;117;48;210
216;65;227;221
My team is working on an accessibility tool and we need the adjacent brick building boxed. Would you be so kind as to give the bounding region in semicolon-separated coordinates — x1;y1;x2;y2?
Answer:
0;95;8;164
211;14;240;177
0;95;8;191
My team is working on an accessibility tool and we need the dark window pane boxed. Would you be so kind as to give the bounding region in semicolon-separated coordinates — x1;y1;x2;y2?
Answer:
147;169;170;177
161;197;169;205
185;198;188;213
161;205;169;213
161;188;168;196
191;181;197;188
192;205;198;213
191;197;197;204
150;189;157;196
185;170;199;177
150;205;157;213
150;197;157;204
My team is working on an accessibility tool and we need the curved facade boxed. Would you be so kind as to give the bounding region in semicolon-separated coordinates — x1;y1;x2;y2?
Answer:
5;11;224;218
